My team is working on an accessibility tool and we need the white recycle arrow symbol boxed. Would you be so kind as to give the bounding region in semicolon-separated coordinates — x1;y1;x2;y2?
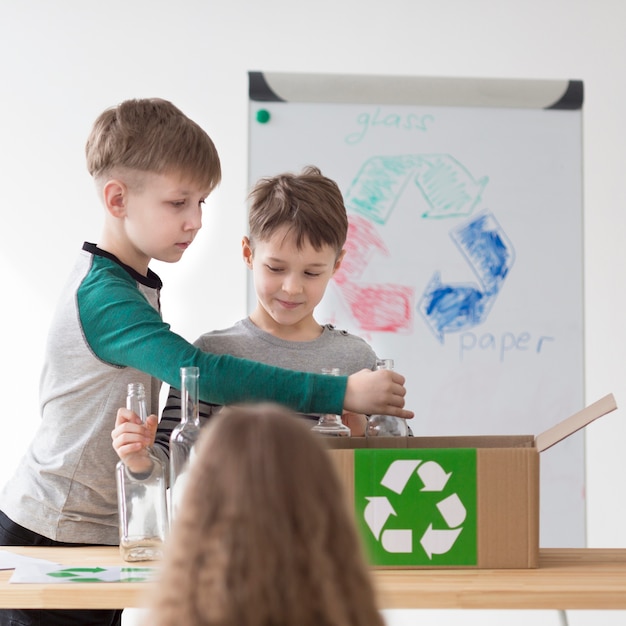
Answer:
420;493;467;560
364;497;397;540
437;493;466;528
417;460;451;491
382;528;413;553
420;525;463;558
380;459;421;494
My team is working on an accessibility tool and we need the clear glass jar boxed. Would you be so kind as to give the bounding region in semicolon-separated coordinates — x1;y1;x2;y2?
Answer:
311;368;351;437
365;359;409;437
116;383;168;561
169;366;202;520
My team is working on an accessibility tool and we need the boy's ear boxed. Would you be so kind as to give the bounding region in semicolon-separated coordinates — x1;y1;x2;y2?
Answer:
332;249;346;274
103;179;128;218
242;236;254;269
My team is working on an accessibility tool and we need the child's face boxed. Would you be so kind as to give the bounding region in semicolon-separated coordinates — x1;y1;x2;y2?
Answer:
117;171;210;271
244;226;344;338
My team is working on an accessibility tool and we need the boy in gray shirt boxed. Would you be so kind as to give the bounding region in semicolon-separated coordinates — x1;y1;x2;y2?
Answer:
158;166;378;443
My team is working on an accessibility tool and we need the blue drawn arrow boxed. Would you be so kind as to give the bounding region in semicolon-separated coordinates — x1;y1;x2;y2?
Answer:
419;273;491;342
452;211;515;295
419;211;515;342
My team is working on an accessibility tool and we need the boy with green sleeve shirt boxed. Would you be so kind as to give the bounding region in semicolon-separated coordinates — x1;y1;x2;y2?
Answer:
0;98;411;626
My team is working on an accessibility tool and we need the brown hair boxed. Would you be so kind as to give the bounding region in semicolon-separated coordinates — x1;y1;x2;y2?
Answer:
85;98;221;192
248;166;348;256
144;403;384;626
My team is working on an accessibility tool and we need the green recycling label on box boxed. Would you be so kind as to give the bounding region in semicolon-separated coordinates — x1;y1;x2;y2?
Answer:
354;448;477;566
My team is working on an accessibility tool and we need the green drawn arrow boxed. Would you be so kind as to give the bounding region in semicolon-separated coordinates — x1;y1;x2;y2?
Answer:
47;568;107;578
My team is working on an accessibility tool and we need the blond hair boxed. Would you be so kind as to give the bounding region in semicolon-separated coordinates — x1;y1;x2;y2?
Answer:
248;166;348;256
85;98;221;192
145;403;384;626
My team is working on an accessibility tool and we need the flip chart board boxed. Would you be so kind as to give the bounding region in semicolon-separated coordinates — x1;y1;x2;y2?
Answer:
247;71;584;547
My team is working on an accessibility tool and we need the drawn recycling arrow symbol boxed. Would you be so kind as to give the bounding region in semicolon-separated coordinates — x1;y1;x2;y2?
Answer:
336;153;515;341
363;458;466;558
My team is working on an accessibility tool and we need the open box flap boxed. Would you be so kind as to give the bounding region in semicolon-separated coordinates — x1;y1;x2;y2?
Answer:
535;393;617;452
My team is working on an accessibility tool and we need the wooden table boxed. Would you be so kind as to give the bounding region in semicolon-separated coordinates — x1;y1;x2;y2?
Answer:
375;548;626;610
0;546;625;610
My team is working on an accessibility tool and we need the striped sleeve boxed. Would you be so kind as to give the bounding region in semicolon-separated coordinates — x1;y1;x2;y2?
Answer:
154;387;222;460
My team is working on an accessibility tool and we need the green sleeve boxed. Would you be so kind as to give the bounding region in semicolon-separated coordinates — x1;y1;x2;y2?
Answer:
77;262;347;414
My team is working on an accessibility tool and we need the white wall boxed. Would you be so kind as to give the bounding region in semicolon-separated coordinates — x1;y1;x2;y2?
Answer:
1;1;625;624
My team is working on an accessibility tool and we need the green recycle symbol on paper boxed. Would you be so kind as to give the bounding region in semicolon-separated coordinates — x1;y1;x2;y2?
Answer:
46;566;155;583
355;449;477;566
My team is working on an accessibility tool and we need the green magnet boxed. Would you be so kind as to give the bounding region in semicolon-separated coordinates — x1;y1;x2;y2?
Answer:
256;109;271;124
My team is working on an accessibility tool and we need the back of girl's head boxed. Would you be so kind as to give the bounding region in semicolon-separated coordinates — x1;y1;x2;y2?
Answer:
248;166;348;256
85;98;221;192
146;403;384;626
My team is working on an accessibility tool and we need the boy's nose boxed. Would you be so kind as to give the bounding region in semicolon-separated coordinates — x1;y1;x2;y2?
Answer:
282;275;303;295
185;205;203;230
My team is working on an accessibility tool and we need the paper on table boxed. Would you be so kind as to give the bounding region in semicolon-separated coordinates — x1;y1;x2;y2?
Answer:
9;562;158;584
0;550;60;571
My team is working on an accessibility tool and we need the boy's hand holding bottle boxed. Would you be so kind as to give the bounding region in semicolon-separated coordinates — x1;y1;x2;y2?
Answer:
111;407;159;474
344;368;413;420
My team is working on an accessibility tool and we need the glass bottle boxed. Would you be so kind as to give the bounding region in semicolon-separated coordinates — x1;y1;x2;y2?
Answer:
311;367;351;437
169;366;202;521
116;382;168;561
365;359;409;437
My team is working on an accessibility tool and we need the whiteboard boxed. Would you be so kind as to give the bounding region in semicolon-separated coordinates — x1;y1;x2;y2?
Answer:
247;71;584;547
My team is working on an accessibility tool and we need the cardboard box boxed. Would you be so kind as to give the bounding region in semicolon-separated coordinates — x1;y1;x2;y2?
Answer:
324;394;617;569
